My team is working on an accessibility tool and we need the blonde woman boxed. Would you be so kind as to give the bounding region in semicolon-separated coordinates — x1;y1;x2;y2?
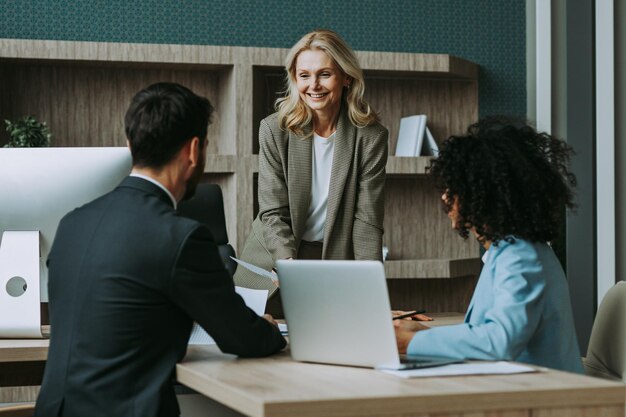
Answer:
234;29;388;308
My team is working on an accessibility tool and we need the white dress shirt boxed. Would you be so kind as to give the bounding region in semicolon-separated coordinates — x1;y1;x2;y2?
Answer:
130;172;178;209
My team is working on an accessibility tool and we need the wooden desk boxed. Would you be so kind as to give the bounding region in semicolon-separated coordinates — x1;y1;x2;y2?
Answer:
0;326;50;363
0;314;460;361
0;340;48;364
0;315;463;392
420;312;464;327
177;346;625;417
0;340;47;402
0;327;50;402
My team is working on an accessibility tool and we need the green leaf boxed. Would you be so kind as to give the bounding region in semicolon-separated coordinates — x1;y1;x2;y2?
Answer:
4;116;52;147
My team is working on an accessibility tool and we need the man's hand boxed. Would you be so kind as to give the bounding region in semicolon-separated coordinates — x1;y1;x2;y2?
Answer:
394;319;430;354
262;314;279;328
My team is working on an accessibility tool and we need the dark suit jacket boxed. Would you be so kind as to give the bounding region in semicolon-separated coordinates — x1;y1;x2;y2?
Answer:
35;177;286;417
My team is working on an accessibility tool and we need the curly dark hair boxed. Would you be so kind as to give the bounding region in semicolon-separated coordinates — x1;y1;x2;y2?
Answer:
428;116;576;245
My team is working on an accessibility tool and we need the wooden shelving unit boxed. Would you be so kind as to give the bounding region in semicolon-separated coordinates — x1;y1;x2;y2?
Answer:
386;156;434;175
384;258;482;279
0;38;481;312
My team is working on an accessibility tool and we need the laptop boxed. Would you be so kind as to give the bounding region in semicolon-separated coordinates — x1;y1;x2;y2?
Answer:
276;260;462;370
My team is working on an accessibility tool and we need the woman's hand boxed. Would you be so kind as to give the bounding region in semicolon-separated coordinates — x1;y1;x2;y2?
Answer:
270;269;279;287
271;258;293;288
394;319;430;354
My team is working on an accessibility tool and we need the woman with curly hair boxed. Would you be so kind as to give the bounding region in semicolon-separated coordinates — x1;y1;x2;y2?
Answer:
394;117;583;373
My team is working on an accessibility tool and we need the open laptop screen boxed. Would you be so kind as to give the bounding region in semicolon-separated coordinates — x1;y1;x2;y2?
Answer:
277;260;402;369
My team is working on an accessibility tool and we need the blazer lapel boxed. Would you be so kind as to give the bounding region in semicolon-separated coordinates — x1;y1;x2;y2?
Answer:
322;109;355;256
288;129;312;242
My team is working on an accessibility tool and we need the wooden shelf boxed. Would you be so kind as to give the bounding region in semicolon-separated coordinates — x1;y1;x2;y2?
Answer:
0;38;481;312
384;257;481;279
0;39;478;78
386;156;434;176
357;52;479;80
0;39;235;66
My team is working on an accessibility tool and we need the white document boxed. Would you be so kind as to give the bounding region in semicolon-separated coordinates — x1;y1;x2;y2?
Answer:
380;361;536;378
188;323;216;345
395;115;427;156
234;286;269;316
188;286;269;345
230;256;278;283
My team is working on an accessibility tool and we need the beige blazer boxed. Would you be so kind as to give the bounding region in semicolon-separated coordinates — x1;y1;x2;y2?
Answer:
234;108;388;295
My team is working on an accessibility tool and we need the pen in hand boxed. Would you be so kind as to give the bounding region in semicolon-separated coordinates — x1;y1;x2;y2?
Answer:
392;310;427;320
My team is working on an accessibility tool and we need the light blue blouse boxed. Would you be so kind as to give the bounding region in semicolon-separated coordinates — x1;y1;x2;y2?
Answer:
407;238;583;373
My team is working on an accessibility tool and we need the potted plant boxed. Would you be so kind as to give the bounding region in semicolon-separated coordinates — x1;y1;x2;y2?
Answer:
4;116;52;147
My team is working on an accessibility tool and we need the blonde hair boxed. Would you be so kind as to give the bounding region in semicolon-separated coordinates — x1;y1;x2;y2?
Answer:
276;29;378;135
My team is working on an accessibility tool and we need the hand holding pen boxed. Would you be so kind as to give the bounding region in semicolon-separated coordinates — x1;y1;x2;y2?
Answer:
392;310;432;321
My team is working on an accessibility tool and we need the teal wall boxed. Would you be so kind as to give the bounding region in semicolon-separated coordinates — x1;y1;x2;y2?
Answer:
0;0;526;118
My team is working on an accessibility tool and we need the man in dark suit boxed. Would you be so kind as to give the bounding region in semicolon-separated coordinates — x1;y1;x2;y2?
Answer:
35;82;286;417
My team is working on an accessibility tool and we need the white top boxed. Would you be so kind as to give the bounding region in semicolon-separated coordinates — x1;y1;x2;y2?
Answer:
130;172;178;209
302;132;335;242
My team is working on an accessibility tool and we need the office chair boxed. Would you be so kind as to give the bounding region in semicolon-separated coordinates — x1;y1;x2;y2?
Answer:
178;183;237;277
583;281;626;382
0;404;35;417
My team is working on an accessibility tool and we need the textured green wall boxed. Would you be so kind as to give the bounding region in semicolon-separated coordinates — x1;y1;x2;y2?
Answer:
0;0;526;117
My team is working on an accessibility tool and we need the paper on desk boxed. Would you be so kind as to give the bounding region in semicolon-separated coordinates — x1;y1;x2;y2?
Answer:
230;256;278;283
381;361;536;378
236;286;269;315
188;286;269;345
188;323;216;345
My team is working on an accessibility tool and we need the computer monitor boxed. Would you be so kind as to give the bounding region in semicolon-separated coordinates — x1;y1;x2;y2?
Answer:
0;147;131;337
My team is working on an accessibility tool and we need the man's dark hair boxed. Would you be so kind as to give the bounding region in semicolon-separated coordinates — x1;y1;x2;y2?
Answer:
429;116;576;245
124;82;214;168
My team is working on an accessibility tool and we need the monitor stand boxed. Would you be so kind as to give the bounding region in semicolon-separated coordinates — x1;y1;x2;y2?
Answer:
0;231;42;338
